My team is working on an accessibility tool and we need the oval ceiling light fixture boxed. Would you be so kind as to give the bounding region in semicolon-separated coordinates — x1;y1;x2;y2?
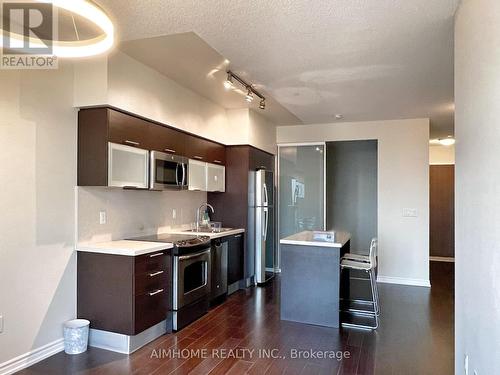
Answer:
0;0;115;58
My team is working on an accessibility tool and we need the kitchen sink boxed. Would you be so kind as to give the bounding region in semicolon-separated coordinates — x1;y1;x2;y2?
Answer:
184;227;234;234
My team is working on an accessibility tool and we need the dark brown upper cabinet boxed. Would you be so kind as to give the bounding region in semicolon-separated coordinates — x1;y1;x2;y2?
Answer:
147;123;187;156
108;109;151;149
78;107;227;186
185;134;226;165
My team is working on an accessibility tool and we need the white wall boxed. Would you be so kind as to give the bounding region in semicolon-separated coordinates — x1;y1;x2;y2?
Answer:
430;144;455;165
74;52;276;152
0;65;77;366
455;0;500;373
277;119;430;285
77;188;207;245
249;110;277;154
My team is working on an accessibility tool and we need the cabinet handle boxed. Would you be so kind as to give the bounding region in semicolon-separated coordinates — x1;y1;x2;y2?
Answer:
259;166;266;169
149;252;164;258
148;289;164;296
234;234;242;238
213;160;222;164
149;270;164;277
124;140;140;146
165;148;176;153
194;156;203;160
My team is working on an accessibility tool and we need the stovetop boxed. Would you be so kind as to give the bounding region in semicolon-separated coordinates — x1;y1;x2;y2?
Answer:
128;233;211;255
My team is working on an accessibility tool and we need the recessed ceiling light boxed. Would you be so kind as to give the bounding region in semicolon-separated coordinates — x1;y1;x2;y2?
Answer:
335;114;344;120
430;137;455;146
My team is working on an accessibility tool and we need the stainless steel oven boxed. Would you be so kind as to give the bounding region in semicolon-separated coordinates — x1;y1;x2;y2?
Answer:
173;248;211;311
150;150;188;190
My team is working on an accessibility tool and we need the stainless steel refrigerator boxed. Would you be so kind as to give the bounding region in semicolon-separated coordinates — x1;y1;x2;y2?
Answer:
250;169;276;285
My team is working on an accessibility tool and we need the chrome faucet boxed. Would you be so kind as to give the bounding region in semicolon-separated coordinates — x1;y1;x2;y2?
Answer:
196;203;215;230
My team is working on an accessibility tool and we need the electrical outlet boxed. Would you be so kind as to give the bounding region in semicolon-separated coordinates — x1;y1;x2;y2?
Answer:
99;211;107;225
172;209;177;220
465;355;469;375
0;315;4;333
402;208;418;217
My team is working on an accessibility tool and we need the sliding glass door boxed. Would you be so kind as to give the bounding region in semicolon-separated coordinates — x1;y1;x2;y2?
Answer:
277;144;326;247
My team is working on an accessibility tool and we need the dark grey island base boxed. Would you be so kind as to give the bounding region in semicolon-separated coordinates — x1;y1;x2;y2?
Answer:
280;231;351;328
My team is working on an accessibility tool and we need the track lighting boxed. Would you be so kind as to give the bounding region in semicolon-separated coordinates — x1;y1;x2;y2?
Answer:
223;73;234;90
245;89;254;102
225;71;266;109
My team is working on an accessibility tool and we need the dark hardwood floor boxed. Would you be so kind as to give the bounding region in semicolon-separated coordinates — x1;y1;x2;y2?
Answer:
18;262;454;375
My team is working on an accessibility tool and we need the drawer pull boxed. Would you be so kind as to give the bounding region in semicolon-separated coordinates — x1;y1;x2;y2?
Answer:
148;289;164;296
213;160;222;164
124;140;140;146
165;148;176;153
149;270;164;277
194;156;203;160
149;252;164;258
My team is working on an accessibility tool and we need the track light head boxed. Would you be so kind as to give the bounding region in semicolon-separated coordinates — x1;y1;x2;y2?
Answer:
245;88;254;102
223;73;234;90
259;99;266;110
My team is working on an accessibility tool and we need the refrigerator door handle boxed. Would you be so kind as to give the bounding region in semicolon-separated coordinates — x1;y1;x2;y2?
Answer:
263;183;269;206
263;207;269;241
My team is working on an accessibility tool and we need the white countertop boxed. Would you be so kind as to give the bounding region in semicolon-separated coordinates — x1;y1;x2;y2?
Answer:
166;228;245;239
76;228;244;256
77;240;173;256
280;231;351;248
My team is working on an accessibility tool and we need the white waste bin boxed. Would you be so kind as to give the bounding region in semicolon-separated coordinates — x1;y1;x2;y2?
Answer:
63;319;90;355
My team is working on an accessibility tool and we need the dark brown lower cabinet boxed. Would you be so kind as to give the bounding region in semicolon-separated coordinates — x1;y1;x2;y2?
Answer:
227;233;245;285
77;249;172;336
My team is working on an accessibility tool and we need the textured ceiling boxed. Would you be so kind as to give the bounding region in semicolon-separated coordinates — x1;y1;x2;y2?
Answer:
98;0;460;137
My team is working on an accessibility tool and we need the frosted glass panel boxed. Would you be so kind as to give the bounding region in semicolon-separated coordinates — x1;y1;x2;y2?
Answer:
278;145;325;239
108;143;148;188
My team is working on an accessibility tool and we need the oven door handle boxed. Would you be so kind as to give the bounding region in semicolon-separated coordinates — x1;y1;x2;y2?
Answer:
175;163;180;186
178;248;210;261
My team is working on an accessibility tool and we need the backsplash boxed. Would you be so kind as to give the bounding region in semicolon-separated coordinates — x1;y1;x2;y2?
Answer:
76;187;207;245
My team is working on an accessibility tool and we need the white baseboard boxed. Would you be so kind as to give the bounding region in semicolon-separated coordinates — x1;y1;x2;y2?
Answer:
0;338;64;375
430;256;455;263
377;276;431;288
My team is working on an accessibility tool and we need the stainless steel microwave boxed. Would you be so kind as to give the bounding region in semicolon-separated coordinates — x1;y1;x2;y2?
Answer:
150;150;188;190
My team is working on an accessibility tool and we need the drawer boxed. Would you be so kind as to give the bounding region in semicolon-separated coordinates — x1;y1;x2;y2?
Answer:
135;250;169;275
135;270;169;296
134;288;168;334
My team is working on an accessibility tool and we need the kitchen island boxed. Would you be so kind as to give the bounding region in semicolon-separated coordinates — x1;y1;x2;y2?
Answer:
280;231;351;328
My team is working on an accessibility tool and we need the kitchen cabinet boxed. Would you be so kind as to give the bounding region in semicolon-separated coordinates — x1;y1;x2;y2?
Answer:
227;233;245;285
108;109;151;149
188;159;207;191
77;249;172;335
207;163;225;192
188;160;226;192
78;107;226;186
147;123;187;156
185;134;226;165
211;239;228;302
108;142;149;188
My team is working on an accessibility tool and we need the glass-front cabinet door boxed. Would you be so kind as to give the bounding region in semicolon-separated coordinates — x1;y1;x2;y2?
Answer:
278;144;325;242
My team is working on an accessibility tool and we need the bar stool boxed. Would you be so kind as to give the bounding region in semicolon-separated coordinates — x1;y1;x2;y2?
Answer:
340;238;379;329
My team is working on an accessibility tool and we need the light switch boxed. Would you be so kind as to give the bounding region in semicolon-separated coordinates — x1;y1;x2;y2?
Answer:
99;211;107;225
402;208;418;217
